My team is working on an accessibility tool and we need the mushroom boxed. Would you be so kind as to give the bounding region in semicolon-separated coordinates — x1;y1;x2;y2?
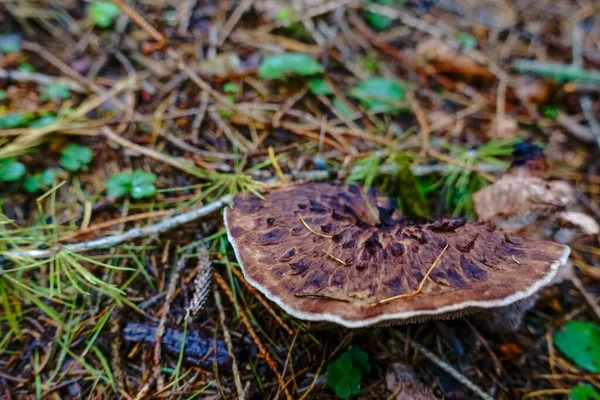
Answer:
224;182;570;328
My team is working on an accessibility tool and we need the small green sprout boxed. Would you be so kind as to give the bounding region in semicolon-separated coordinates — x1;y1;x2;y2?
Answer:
0;90;6;100
348;77;405;113
0;112;35;129
24;169;55;193
223;83;242;93
88;1;121;28
106;169;157;199
327;346;371;398
570;384;600;400
0;158;26;182
258;53;324;79
41;84;71;101
542;105;559;120
456;32;478;51
365;0;394;30
60;144;93;171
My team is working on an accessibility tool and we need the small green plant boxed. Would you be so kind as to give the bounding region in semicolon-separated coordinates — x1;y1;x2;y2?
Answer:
570;385;600;400
88;1;121;28
327;346;371;398
106;169;157;199
276;7;294;26
542;105;559;119
223;83;241;93
440;139;517;218
258;52;324;79
29;114;58;128
348;77;405;113
41;84;71;101
24;169;55;193
554;321;600;373
365;0;394;30
0;112;35;129
60;144;93;171
307;78;333;95
0;158;26;182
0;90;6;100
456;32;478;51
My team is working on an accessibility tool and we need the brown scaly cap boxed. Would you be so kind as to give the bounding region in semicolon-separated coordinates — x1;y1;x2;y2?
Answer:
225;183;570;328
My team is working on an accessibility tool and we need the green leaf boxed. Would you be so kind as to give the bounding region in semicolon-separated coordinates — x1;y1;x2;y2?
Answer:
348;346;371;375
542;106;559;120
570;385;600;400
383;155;431;218
0;159;26;182
60;144;93;171
363;56;378;73
24;174;41;193
348;77;405;112
106;170;156;199
0;34;21;53
42;84;71;101
131;183;156;199
307;78;333;95
0;113;35;129
456;32;478;51
0;90;6;100
258;53;324;79
106;172;132;197
89;1;121;28
327;347;369;398
18;63;35;72
365;0;394;30
333;98;354;118
554;321;600;373
29;115;57;128
276;7;294;26
41;169;55;186
223;83;241;93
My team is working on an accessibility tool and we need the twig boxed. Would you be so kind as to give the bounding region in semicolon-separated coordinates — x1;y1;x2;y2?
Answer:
0;68;85;92
396;333;494;400
111;0;167;44
213;271;292;400
5;194;232;259
214;287;245;400
217;0;254;46
102;127;201;176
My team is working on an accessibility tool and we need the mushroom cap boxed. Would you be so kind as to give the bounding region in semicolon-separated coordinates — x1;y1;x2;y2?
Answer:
225;183;570;328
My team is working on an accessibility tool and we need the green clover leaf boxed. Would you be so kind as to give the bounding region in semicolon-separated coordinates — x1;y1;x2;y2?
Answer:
89;1;121;28
258;53;324;79
0;158;26;182
327;346;370;398
60;144;93;171
107;170;156;199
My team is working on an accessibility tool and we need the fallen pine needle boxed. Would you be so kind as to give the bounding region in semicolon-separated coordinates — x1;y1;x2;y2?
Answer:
268;146;287;183
371;244;449;306
298;214;333;238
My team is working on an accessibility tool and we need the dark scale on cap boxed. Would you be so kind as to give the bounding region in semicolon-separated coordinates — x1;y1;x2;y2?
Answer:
343;239;357;249
267;217;275;226
279;248;296;262
456;235;478;253
390;242;405;257
259;228;288;245
290;258;310;275
321;223;335;233
460;256;487;280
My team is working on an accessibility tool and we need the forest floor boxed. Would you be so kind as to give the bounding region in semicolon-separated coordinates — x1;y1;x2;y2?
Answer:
1;1;600;399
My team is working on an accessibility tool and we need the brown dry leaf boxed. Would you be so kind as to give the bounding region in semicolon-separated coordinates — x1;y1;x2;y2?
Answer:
474;144;598;243
416;37;494;78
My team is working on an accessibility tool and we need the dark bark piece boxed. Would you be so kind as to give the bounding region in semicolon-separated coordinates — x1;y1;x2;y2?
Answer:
225;183;570;328
123;322;230;367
